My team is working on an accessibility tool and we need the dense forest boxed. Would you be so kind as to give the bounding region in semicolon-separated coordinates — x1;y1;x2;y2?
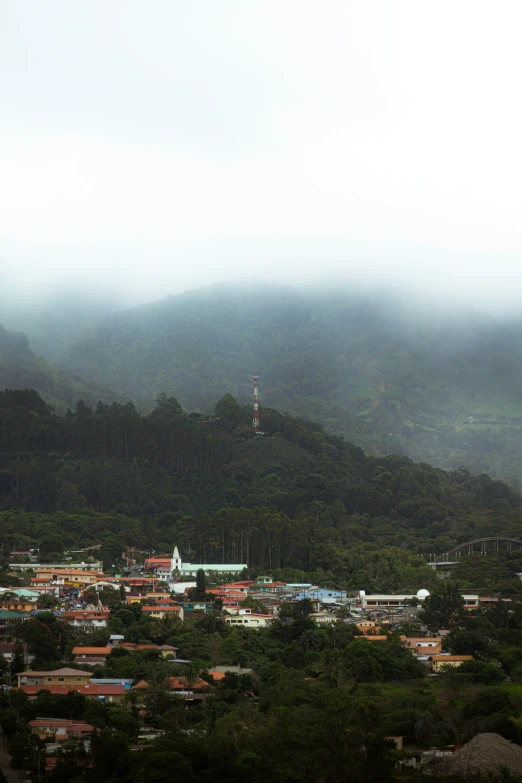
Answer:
2;387;522;594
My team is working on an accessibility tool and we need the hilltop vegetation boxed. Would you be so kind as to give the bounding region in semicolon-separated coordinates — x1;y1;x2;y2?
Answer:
2;387;522;594
60;284;522;481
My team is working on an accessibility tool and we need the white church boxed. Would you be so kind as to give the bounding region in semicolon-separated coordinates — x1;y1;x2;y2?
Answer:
170;546;247;578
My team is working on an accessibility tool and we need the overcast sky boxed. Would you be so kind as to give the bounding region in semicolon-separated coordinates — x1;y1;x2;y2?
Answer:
2;1;522;309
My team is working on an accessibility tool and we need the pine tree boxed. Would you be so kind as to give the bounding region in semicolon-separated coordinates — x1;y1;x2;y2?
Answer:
196;568;206;599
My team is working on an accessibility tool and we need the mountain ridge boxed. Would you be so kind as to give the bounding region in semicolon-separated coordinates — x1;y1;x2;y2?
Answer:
61;284;522;481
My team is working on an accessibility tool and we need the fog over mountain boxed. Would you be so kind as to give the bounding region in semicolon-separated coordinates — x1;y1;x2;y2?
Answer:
3;282;519;483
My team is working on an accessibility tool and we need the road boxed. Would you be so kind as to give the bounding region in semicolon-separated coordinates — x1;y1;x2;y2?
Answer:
0;727;22;783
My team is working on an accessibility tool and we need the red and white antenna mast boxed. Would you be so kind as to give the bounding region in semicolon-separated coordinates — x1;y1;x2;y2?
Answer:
253;375;260;432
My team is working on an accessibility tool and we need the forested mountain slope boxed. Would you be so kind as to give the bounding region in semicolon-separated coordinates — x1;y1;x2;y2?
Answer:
64;285;522;480
1;388;522;592
0;324;125;410
0;290;126;363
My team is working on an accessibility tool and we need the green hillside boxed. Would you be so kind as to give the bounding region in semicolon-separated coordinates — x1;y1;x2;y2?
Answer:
2;387;522;594
0;323;125;411
63;285;522;481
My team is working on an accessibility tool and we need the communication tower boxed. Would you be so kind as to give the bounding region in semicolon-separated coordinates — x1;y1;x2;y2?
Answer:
253;375;260;432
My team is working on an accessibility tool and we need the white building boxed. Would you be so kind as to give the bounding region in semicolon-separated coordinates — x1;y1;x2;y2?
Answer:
225;610;273;628
358;589;478;611
168;581;197;594
170;547;247;578
358;589;430;609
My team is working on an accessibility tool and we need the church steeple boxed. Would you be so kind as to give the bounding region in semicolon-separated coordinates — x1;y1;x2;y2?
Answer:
171;545;182;575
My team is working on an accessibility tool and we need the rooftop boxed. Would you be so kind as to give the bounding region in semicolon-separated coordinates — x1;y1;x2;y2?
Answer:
16;668;93;677
72;647;111;655
431;655;473;661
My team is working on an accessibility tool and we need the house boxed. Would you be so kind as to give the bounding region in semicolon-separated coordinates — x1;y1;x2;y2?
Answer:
150;644;177;658
225;613;274;628
180;601;213;615
141;605;184;621
361;635;388;642
209;665;254;675
34;568;105;587
358;591;428;609
0;599;34;613
169;676;208;692
30;577;60;594
72;647;111;665
461;595;479;610
60;610;109;628
218;582;254;597
311;612;336;625
357;590;479;612
10;550;34;560
294;588;348;604
28;719;94;741
126;595;146;605
132;677;209;699
168;581;197;594
356;622;383;635
109;634;124;646
247;577;284;595
401;637;442;656
153;597;179;607
3;588;41;602
144;592;171;601
430;655;473;671
208;671;227;683
91;678;133;688
16;667;93;688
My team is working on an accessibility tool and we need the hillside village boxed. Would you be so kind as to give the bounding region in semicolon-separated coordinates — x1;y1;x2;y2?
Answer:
1;542;520;779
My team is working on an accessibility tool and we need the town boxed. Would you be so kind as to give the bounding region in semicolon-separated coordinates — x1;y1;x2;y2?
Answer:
0;542;517;779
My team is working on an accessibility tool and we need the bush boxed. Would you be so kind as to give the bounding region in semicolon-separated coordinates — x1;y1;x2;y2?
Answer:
457;659;504;684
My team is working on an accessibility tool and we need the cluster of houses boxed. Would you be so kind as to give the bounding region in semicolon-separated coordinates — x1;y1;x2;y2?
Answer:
353;620;473;671
3;548;506;692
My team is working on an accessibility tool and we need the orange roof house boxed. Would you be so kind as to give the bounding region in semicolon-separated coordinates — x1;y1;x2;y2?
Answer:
401;637;442;656
208;671;226;682
362;635;388;642
72;646;111;665
168;677;207;691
